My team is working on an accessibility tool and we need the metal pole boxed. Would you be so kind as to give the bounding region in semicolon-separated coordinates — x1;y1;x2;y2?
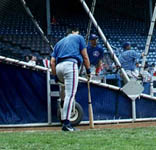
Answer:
86;0;96;44
79;0;96;75
47;69;52;124
140;3;156;74
79;0;140;121
132;100;136;121
80;0;130;83
21;0;54;51
149;0;153;21
21;0;53;125
46;0;51;35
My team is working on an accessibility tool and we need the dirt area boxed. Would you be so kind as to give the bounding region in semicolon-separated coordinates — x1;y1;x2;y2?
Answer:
0;121;156;132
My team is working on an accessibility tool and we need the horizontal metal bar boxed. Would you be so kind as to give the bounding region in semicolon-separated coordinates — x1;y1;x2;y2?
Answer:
80;117;156;125
0;56;49;71
51;91;60;97
79;77;156;101
50;79;58;85
1;118;156;128
151;89;156;92
0;123;50;128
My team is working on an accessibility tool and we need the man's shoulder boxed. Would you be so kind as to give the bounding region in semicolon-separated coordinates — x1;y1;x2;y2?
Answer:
70;34;85;42
128;49;136;53
124;49;135;54
128;50;138;55
71;34;84;38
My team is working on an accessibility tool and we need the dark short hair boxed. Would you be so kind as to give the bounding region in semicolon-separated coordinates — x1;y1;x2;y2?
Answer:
66;27;79;35
122;42;131;49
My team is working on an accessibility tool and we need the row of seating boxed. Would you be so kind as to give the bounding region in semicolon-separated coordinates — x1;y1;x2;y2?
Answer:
0;6;156;64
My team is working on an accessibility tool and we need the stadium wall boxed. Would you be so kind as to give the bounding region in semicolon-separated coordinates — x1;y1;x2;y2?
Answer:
0;63;156;125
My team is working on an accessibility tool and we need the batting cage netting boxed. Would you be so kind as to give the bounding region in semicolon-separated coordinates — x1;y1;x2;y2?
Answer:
1;0;156;127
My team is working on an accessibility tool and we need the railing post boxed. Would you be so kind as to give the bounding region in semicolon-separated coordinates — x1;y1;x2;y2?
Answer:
47;69;52;124
132;100;136;122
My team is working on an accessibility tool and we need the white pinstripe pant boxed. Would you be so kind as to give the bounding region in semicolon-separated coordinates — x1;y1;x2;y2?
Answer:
56;61;79;121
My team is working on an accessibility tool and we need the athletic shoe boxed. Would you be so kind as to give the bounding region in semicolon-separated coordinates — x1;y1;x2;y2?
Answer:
62;124;77;132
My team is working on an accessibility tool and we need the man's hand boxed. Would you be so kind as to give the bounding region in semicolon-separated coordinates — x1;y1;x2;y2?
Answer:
54;75;59;83
86;68;91;80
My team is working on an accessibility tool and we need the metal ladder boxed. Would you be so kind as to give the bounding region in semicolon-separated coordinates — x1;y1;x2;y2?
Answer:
46;69;60;125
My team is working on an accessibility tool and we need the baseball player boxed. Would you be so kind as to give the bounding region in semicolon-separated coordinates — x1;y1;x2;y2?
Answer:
51;27;91;131
87;34;104;75
119;42;144;82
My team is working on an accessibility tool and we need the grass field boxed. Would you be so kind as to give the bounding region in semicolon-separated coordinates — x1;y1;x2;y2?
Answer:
0;126;156;150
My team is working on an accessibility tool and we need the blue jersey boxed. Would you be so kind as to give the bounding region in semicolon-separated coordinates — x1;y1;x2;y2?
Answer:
51;34;86;65
87;43;104;66
119;50;140;71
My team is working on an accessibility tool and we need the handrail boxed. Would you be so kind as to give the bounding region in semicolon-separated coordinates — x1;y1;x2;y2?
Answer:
0;55;48;71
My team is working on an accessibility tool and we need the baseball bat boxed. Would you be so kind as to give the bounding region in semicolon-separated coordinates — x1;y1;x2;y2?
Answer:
87;79;94;129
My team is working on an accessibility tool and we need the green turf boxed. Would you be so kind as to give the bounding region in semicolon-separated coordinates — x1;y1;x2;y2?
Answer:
0;127;156;150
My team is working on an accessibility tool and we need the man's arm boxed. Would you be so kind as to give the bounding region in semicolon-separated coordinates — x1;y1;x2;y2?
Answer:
81;48;90;70
97;60;102;68
96;46;104;69
51;57;56;75
131;50;143;59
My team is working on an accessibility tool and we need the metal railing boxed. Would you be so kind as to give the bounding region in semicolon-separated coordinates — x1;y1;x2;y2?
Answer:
1;55;156;127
